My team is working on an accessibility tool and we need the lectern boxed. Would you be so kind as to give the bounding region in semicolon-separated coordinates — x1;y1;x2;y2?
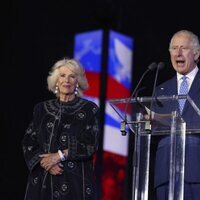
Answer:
109;95;200;200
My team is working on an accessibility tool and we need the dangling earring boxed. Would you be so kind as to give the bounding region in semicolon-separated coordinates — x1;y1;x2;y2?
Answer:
55;83;58;94
74;83;79;95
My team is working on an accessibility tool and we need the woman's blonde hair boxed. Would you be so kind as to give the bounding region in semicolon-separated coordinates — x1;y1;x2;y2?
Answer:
47;58;89;97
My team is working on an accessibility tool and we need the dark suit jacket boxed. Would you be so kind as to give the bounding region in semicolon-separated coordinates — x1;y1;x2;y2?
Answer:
154;69;200;187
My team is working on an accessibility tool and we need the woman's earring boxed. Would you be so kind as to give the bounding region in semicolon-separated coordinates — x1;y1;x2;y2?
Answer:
74;83;79;95
55;83;58;94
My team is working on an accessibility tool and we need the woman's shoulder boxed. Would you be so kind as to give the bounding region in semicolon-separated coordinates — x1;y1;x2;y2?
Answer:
81;97;98;106
34;99;57;110
80;97;99;112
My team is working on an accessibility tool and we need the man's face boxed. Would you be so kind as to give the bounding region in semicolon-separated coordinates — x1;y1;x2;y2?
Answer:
169;34;198;75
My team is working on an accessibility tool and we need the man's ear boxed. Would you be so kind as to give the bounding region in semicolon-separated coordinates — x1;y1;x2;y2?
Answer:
194;50;200;63
194;50;200;61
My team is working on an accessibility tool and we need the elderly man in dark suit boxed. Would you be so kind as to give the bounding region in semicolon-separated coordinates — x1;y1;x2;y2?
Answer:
154;30;200;200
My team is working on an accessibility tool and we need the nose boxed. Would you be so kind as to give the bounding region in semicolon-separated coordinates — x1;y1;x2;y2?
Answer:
177;48;183;54
64;76;70;82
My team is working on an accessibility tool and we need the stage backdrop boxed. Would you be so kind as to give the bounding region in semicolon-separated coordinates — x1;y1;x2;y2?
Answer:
74;29;134;200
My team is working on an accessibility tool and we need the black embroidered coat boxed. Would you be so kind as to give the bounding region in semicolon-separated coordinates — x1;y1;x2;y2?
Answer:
22;97;100;200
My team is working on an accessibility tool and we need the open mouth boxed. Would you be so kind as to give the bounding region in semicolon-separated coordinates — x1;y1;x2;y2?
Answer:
63;84;71;88
176;60;185;67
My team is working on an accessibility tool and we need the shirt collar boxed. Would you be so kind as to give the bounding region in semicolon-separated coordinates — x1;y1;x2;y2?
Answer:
177;66;199;82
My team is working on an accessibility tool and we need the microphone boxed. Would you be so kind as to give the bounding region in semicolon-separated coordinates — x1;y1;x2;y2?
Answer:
157;61;165;70
121;62;157;135
149;62;165;123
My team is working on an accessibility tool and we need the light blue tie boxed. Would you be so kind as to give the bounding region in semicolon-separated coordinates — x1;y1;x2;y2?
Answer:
179;76;188;113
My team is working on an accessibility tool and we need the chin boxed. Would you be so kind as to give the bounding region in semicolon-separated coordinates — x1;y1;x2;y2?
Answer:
175;67;187;75
179;71;188;75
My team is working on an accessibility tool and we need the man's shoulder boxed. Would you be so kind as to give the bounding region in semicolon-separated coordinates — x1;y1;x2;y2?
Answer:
157;76;176;88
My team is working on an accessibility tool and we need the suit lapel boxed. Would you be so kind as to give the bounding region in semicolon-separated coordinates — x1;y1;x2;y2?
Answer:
188;70;200;97
183;69;200;113
168;76;177;95
169;76;179;112
161;76;178;113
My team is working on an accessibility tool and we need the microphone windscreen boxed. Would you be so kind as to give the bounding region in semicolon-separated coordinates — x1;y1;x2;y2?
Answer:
158;62;165;70
148;62;157;71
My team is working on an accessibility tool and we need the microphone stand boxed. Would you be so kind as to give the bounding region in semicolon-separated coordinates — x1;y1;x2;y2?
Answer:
149;62;165;127
131;62;164;200
121;62;157;136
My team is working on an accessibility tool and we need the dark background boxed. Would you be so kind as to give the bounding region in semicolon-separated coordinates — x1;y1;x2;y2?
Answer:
1;0;199;199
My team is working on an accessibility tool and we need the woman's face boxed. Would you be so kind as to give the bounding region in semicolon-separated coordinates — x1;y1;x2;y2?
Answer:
57;66;78;99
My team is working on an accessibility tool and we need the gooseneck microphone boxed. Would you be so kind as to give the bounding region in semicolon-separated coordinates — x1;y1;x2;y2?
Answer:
149;62;165;123
121;62;157;135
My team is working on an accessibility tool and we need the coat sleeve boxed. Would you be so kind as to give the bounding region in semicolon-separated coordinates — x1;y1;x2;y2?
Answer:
67;103;100;160
21;104;43;172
